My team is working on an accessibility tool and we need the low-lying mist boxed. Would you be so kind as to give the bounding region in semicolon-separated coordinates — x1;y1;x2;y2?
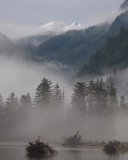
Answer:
1;54;128;143
0;54;74;142
0;55;73;101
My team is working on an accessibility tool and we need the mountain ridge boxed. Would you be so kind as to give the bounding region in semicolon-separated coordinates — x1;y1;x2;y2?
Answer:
7;0;128;70
78;26;128;76
120;0;128;10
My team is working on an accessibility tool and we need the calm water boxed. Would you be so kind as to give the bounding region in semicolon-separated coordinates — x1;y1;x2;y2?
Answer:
0;143;128;160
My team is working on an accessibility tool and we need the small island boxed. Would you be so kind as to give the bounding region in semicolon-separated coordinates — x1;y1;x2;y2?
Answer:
62;131;105;148
104;141;128;154
62;131;83;147
26;138;58;157
62;132;128;155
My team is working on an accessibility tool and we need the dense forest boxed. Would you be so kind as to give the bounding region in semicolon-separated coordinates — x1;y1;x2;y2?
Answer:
78;26;128;76
18;24;109;68
0;77;127;141
33;25;108;68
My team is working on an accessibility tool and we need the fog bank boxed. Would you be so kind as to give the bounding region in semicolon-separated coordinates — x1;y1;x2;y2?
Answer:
0;55;73;101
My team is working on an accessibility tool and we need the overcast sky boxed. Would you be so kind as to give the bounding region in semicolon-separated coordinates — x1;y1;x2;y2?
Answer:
0;0;124;39
0;0;124;25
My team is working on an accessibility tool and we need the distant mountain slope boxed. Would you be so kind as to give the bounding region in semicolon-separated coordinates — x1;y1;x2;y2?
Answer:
16;34;53;54
16;0;128;68
0;32;29;59
17;21;86;48
78;27;128;76
16;21;86;61
33;24;109;67
107;11;128;36
24;10;128;67
0;32;15;54
77;9;128;76
33;8;128;67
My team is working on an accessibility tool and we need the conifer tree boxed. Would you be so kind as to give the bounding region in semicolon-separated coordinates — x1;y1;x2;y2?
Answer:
87;81;96;114
0;94;4;120
35;78;52;107
72;82;87;111
5;92;19;130
94;82;108;115
20;93;32;111
53;83;64;105
0;94;4;108
6;92;18;110
107;83;118;114
120;95;127;111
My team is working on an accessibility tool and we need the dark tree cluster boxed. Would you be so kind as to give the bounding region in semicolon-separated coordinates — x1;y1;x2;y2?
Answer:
71;80;127;116
35;78;64;108
0;78;65;140
78;26;128;76
63;131;83;146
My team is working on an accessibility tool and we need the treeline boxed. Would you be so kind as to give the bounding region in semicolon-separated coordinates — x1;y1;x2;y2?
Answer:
0;77;127;119
0;77;127;140
72;80;126;116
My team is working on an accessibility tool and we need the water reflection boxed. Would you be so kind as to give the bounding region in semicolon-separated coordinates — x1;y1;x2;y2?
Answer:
107;154;119;160
1;145;128;160
26;155;54;160
67;150;81;160
104;150;119;157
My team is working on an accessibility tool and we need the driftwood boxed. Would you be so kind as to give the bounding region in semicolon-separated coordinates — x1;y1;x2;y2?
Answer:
26;139;58;157
63;131;83;146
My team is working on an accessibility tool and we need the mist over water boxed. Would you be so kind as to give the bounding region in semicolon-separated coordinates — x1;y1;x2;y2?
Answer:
1;30;128;144
1;53;128;143
1;1;128;160
0;54;75;142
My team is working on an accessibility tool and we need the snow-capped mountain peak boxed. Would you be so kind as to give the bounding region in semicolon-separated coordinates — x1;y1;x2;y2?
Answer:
38;21;86;34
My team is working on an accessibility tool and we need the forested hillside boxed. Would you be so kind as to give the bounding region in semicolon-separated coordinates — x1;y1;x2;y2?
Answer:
15;6;128;69
78;27;128;76
107;11;128;36
34;24;108;67
26;10;128;68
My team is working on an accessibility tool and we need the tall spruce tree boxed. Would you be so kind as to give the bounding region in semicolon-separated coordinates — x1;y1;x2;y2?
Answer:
35;78;52;107
94;82;108;115
6;92;18;111
53;83;64;105
107;83;118;114
0;94;4;121
72;82;86;111
20;93;32;113
120;95;127;111
87;81;96;114
0;94;4;109
5;92;19;132
0;94;5;139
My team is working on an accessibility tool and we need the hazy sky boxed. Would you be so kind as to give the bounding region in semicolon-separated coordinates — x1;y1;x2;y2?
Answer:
0;0;124;26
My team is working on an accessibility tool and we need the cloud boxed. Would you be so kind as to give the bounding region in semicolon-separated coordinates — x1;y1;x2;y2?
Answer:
0;23;38;40
0;0;123;26
43;0;64;3
87;9;122;25
0;55;73;101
